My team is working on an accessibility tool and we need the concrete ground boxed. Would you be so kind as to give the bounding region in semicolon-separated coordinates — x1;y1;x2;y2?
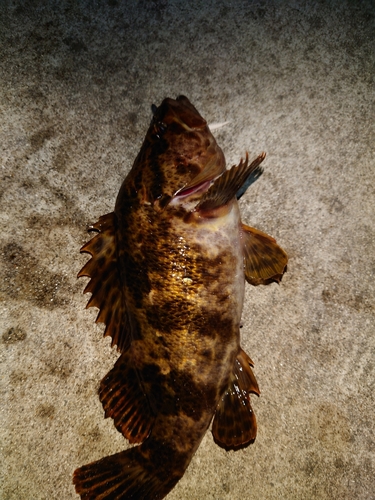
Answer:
1;1;374;499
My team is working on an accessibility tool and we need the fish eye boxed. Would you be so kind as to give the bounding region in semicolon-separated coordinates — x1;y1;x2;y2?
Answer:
157;122;167;133
153;120;167;139
151;104;166;137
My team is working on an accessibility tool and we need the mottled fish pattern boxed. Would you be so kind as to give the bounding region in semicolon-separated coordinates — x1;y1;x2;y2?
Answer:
73;96;288;499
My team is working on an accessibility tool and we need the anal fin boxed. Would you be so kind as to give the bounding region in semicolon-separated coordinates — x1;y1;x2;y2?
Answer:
78;212;131;352
212;348;260;450
99;352;154;444
242;224;288;286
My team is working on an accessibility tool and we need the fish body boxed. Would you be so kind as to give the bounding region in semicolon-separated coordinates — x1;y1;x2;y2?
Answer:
73;96;288;499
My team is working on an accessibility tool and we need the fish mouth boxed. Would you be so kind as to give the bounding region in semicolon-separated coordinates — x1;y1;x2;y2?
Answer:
174;152;226;199
174;179;213;199
151;95;227;203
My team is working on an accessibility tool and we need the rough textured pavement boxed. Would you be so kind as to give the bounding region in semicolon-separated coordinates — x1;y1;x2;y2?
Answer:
1;1;374;499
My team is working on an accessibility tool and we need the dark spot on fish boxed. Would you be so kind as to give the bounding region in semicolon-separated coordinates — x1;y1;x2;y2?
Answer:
172;206;188;219
176;163;189;175
130;441;184;492
142;367;177;415
138;361;217;422
123;252;151;307
186;162;201;177
147;137;169;202
158;194;172;210
197;312;234;341
200;348;213;360
103;279;113;300
134;231;144;244
215;289;231;303
97;256;106;269
149;343;170;361
168;371;217;420
142;363;161;381
146;301;191;334
183;211;195;224
105;246;113;257
149;350;158;360
155;335;169;348
2;326;27;344
90;237;104;255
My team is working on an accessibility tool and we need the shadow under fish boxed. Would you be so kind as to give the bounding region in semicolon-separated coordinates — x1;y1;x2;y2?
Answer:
73;95;288;499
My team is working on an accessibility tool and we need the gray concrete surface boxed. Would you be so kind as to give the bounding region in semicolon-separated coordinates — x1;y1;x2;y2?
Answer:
1;1;374;499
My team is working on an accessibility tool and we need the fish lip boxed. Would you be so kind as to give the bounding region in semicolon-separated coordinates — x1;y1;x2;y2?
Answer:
174;151;226;200
174;158;226;200
174;179;213;199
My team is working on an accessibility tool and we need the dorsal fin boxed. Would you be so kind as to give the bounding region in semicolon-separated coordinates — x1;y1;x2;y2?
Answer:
212;348;260;450
242;224;288;286
78;212;131;352
196;152;265;212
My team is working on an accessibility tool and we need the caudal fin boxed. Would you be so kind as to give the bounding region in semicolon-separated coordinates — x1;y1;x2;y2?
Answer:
73;446;180;500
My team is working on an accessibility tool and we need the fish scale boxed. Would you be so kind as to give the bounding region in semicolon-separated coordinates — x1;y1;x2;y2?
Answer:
73;95;288;499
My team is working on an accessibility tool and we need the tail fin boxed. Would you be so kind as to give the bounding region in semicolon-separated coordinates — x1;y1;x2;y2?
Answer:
73;446;180;500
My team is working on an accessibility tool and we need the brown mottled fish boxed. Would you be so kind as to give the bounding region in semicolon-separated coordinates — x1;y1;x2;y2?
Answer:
73;95;288;499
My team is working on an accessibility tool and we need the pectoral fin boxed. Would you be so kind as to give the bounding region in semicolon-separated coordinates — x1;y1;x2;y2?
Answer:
99;352;154;443
236;162;263;199
242;224;288;286
78;212;131;352
212;349;260;450
196;152;265;212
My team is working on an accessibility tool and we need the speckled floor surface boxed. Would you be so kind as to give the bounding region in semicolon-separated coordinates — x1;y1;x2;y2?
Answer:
1;1;374;499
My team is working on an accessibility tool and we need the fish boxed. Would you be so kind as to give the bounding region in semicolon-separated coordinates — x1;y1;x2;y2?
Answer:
73;95;288;499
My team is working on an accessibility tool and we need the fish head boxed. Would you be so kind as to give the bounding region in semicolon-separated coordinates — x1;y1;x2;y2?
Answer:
132;95;226;209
